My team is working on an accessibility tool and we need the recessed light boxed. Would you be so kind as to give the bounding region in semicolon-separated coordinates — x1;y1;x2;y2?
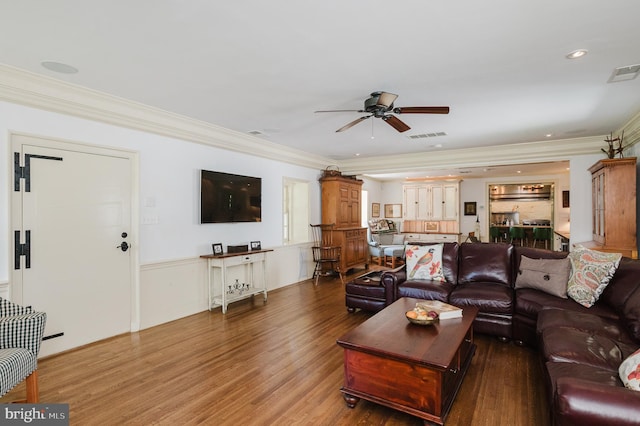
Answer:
566;49;588;60
517;170;522;174
41;61;78;74
545;133;553;138
354;153;360;156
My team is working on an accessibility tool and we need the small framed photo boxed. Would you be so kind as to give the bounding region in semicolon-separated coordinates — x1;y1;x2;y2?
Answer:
464;202;477;216
371;203;380;218
212;243;223;255
250;241;262;251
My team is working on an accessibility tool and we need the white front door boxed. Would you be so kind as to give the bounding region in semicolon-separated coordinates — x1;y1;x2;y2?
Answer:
11;134;136;357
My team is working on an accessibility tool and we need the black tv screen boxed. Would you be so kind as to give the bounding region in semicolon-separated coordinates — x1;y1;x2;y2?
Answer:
200;170;262;223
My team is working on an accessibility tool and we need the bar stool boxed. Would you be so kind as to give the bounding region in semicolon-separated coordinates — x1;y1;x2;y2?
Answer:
509;227;526;246
533;227;552;249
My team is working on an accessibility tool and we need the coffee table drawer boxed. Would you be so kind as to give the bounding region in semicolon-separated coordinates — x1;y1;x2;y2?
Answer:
343;350;445;417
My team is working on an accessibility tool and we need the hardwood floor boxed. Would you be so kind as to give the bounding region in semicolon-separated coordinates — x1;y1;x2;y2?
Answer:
1;269;549;425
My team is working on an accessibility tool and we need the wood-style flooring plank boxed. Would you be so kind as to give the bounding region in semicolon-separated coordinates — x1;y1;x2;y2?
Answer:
1;268;548;425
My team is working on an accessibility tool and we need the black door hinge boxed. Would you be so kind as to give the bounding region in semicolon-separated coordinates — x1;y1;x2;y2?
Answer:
14;152;63;192
14;230;31;270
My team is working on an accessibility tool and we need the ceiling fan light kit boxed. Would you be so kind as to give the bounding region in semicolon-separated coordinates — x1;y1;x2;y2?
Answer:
316;91;450;133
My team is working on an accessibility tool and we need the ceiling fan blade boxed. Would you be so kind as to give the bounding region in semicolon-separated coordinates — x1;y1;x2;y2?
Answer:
336;116;370;132
376;92;398;108
315;109;364;113
393;106;450;114
382;115;411;133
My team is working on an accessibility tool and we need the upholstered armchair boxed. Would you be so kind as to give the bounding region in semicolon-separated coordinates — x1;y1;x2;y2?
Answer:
0;298;47;402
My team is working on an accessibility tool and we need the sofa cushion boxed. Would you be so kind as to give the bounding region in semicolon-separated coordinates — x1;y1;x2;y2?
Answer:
515;256;571;298
567;246;622;308
622;285;640;342
449;282;513;314
405;243;445;281
458;242;513;286
546;361;623;400
619;348;640;391
601;258;640;313
541;327;638;371
514;246;569;264
397;280;455;303
515;288;619;322
537;308;633;344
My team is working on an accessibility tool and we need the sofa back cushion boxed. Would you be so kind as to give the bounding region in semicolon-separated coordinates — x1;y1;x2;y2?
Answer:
514;246;568;266
600;258;640;313
458;242;513;286
622;284;640;342
408;242;459;284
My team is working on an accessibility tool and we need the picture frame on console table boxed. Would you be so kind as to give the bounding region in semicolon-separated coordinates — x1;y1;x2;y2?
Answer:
250;241;262;250
212;243;223;255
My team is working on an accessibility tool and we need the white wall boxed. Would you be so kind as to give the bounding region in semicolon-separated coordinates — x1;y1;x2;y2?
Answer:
0;100;321;330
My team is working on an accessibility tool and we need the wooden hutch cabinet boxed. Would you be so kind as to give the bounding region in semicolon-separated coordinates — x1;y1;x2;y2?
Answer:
320;175;368;272
585;157;637;259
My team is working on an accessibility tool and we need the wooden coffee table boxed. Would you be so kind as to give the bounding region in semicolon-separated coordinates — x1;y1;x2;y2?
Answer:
337;297;478;425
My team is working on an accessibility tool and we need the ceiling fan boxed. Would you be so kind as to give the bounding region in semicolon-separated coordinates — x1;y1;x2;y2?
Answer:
315;91;449;133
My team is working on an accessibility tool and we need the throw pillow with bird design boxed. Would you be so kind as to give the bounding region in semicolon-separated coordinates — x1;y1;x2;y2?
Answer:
405;244;446;281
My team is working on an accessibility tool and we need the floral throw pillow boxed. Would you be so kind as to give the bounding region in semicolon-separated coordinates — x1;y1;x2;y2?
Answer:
405;244;445;282
619;348;640;391
567;246;622;308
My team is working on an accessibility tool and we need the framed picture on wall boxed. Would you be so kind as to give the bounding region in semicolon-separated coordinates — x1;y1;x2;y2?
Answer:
464;202;477;216
384;204;402;218
371;203;380;218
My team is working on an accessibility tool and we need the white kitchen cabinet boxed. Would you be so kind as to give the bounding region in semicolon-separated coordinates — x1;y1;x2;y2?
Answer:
403;185;430;220
443;184;459;220
403;182;459;221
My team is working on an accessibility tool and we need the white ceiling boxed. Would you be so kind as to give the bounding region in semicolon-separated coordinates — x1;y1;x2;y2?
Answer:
1;1;639;179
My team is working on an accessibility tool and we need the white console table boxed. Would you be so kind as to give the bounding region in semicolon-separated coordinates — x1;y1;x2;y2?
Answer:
200;249;272;313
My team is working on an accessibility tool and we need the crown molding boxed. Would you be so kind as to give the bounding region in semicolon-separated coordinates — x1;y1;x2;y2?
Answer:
0;64;619;177
620;110;640;146
0;64;331;170
337;136;604;175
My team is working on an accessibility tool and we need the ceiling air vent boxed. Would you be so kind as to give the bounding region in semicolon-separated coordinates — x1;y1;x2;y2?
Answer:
407;132;447;140
247;130;266;137
608;64;640;83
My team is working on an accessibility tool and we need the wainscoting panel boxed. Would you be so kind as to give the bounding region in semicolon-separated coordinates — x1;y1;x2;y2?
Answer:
140;245;315;329
140;257;208;330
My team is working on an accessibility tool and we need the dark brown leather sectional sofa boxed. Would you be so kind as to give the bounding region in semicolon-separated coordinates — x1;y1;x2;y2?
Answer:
358;242;640;425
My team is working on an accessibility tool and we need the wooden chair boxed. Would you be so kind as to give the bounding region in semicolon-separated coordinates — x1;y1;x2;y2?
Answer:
0;298;47;403
310;224;344;285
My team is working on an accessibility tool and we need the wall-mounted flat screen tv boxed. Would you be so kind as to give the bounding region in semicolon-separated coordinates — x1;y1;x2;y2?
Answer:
200;170;262;223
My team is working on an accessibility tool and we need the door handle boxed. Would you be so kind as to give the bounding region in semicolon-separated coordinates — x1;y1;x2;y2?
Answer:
117;241;129;252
